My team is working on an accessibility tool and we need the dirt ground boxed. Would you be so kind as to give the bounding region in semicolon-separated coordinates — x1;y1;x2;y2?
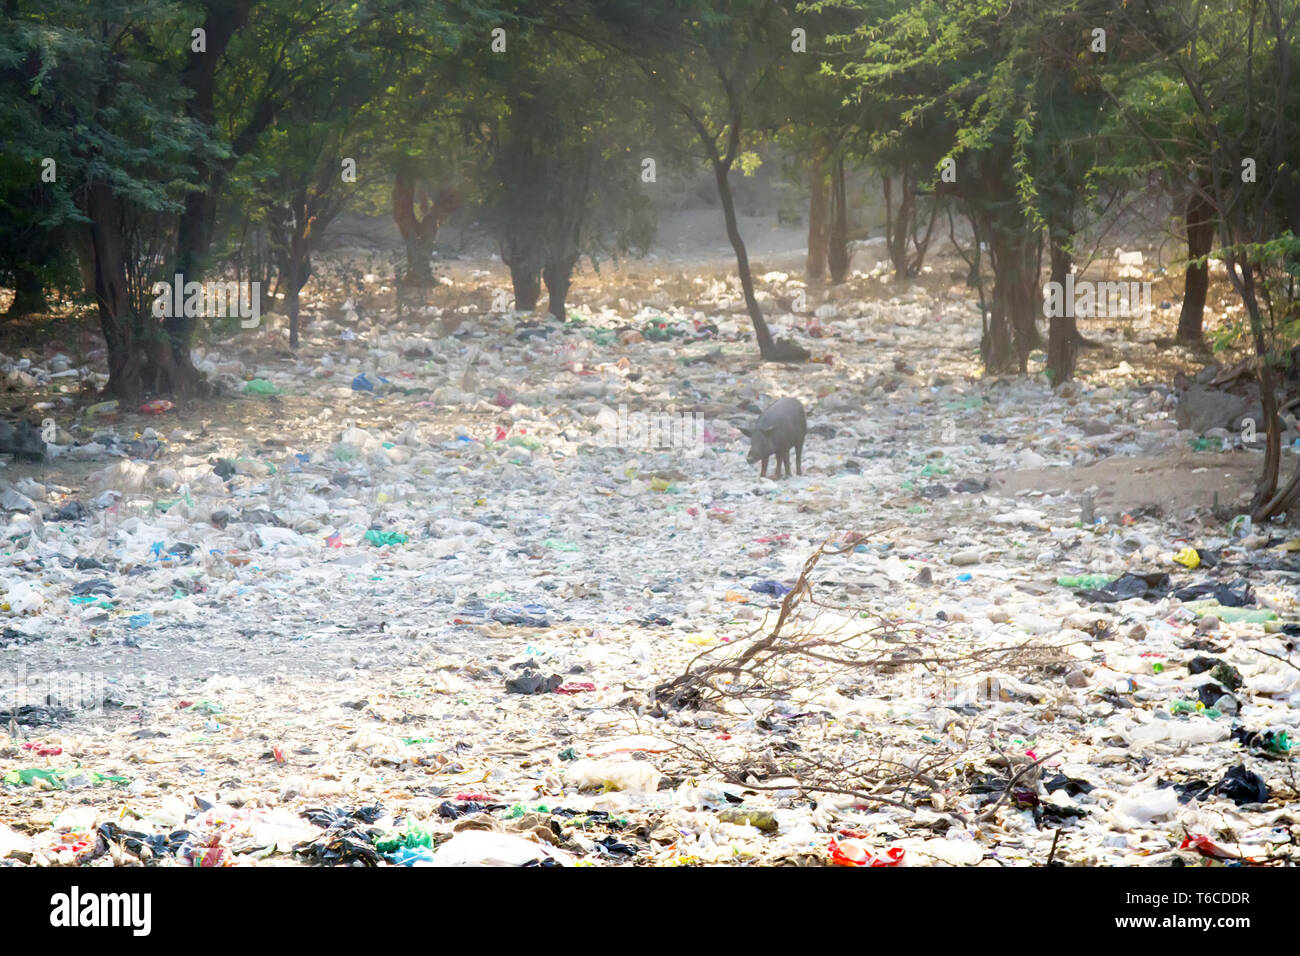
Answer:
989;451;1258;517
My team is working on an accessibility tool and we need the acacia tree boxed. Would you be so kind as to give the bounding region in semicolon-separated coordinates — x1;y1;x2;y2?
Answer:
471;22;654;319
830;0;1127;376
879;165;940;281
1023;10;1118;384
206;1;431;350
368;19;484;288
771;9;862;286
595;0;810;361
139;0;400;390
1090;54;1219;346
0;2;105;316
392;158;461;287
532;58;656;320
254;122;355;348
0;1;217;400
1115;0;1300;518
0;167;80;317
1;0;432;397
830;0;1036;371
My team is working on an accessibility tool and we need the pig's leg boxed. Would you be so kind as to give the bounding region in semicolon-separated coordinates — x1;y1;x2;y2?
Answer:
780;448;792;478
760;455;769;478
795;442;803;475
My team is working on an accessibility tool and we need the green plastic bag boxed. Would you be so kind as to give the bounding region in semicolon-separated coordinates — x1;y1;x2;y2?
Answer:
243;378;279;396
1193;604;1277;623
3;767;131;789
1057;574;1115;589
363;529;408;547
374;821;436;853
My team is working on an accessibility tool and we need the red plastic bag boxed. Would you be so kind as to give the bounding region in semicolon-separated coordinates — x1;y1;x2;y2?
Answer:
1180;834;1254;863
828;837;905;867
22;742;63;756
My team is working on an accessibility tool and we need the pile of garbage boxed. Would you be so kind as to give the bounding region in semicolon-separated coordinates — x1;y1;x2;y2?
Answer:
0;262;1297;865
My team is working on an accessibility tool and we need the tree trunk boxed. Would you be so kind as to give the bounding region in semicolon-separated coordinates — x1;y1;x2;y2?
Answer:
404;234;436;286
909;196;940;276
88;183;204;401
287;218;311;349
978;209;1042;374
828;156;850;284
393;169;435;285
170;2;251;391
173;1;249;277
1177;188;1214;343
981;294;1017;373
6;265;48;315
70;226;97;297
713;160;776;357
287;254;302;350
87;183;144;401
1045;227;1077;384
887;169;917;280
1232;251;1294;518
806;152;829;281
1252;361;1282;516
543;258;574;321
171;175;217;381
996;226;1042;372
509;260;541;312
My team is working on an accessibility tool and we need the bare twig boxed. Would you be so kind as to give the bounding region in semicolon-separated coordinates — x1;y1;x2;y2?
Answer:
645;538;1071;826
1046;828;1062;867
977;750;1063;823
1254;646;1300;672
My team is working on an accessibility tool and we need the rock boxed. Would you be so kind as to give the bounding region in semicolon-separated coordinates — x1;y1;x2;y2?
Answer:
1174;383;1257;433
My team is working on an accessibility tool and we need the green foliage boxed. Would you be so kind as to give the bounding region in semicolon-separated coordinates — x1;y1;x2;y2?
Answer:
0;0;209;307
475;21;656;282
2;0;1296;393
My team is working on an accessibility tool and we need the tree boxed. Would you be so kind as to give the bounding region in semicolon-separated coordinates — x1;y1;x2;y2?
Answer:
1114;0;1300;518
596;0;810;360
1096;61;1219;346
393;162;460;287
473;18;654;319
805;145;830;281
0;1;221;399
831;0;1127;376
1176;182;1215;343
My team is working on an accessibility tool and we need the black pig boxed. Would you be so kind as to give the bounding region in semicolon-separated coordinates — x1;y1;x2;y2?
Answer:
742;397;806;478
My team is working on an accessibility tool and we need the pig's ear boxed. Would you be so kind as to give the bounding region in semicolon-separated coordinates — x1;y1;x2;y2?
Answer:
761;425;777;435
738;426;752;437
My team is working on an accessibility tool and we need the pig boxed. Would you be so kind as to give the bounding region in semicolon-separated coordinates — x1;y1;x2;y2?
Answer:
742;397;806;478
